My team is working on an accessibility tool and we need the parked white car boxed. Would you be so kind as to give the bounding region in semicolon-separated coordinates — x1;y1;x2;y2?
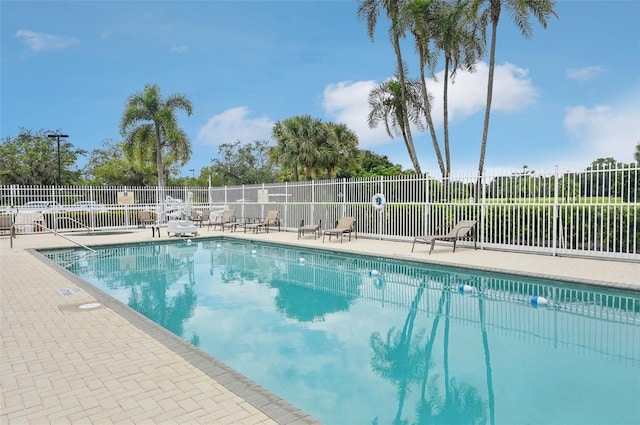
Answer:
19;201;65;213
68;201;107;212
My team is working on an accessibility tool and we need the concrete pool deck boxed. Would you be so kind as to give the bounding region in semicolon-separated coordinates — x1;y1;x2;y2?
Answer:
1;227;639;424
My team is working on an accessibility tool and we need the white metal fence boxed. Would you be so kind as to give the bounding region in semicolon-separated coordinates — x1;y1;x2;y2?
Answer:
1;165;638;260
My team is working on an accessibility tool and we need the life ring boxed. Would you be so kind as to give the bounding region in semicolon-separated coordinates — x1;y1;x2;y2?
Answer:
372;193;385;209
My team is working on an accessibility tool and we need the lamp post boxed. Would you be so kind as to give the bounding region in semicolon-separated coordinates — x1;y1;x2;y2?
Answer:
189;169;195;178
47;133;69;186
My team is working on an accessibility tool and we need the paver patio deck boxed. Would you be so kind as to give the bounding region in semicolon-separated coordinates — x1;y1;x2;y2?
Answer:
1;227;638;424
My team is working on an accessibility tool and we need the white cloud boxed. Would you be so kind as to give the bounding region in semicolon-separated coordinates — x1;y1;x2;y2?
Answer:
15;29;79;52
322;80;390;148
197;107;274;147
566;66;605;82
321;61;539;149
564;93;640;163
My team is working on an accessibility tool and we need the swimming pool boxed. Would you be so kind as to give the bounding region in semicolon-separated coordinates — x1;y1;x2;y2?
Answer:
42;238;640;425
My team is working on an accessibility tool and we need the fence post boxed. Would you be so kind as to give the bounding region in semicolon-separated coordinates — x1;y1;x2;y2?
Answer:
378;175;384;240
342;178;347;217
480;171;486;249
552;165;559;256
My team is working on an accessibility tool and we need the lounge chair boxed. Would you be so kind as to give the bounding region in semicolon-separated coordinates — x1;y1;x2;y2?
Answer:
323;217;356;243
0;215;13;236
138;211;156;228
191;209;211;228
167;220;198;237
244;210;280;233
412;220;477;254
211;210;237;232
298;219;321;240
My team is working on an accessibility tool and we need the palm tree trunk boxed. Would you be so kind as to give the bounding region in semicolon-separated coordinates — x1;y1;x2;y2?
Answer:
478;10;500;180
443;57;451;179
392;35;422;175
155;125;165;188
419;57;446;178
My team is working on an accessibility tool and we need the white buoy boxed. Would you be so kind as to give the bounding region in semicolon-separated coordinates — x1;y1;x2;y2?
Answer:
458;284;475;293
531;296;549;306
186;239;192;244
298;257;306;263
373;277;385;289
369;270;380;276
216;243;221;248
251;249;257;255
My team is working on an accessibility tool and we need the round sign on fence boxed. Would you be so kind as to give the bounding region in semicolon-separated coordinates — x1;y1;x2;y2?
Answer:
372;193;385;209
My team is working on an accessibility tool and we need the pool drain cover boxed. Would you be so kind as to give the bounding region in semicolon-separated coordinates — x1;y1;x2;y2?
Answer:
59;302;104;312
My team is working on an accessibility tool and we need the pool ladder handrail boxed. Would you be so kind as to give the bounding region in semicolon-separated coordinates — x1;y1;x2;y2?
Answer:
9;221;97;268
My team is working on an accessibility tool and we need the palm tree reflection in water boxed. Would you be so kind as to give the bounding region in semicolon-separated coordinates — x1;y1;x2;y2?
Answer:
370;278;488;425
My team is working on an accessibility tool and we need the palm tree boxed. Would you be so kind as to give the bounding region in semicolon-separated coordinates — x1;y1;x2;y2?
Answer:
400;0;446;178
358;0;423;175
472;0;557;179
634;142;640;164
120;83;193;188
367;75;425;173
433;0;485;178
270;120;301;181
322;122;359;179
270;115;328;181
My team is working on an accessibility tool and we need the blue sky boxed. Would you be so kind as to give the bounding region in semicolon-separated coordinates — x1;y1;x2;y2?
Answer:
2;0;639;178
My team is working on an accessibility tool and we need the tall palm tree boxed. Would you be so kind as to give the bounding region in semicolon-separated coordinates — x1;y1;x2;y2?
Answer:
323;122;359;179
433;0;485;178
368;76;425;173
358;0;423;175
472;0;557;179
400;0;446;178
120;83;193;188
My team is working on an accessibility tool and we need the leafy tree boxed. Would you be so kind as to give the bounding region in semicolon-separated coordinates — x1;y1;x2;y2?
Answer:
634;142;639;164
0;128;85;185
358;0;423;174
210;140;276;185
119;83;193;188
350;150;408;177
367;74;425;174
472;0;557;178
83;140;153;186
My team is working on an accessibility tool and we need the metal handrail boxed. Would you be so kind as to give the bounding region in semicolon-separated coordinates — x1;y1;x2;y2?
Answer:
10;222;96;258
55;216;91;234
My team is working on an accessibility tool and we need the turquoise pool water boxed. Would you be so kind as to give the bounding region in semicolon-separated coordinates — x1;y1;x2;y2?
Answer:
43;239;640;425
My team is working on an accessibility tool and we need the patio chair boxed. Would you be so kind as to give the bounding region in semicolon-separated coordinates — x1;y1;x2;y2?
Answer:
191;209;211;228
298;219;321;240
211;210;238;232
167;220;198;237
138;211;156;228
244;210;280;234
412;220;478;254
323;217;356;243
0;215;13;236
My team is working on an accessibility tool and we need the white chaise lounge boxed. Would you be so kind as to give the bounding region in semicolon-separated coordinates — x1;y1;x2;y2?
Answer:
167;220;198;237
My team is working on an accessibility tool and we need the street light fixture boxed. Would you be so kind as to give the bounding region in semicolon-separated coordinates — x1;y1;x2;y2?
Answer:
47;133;69;186
189;169;195;178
